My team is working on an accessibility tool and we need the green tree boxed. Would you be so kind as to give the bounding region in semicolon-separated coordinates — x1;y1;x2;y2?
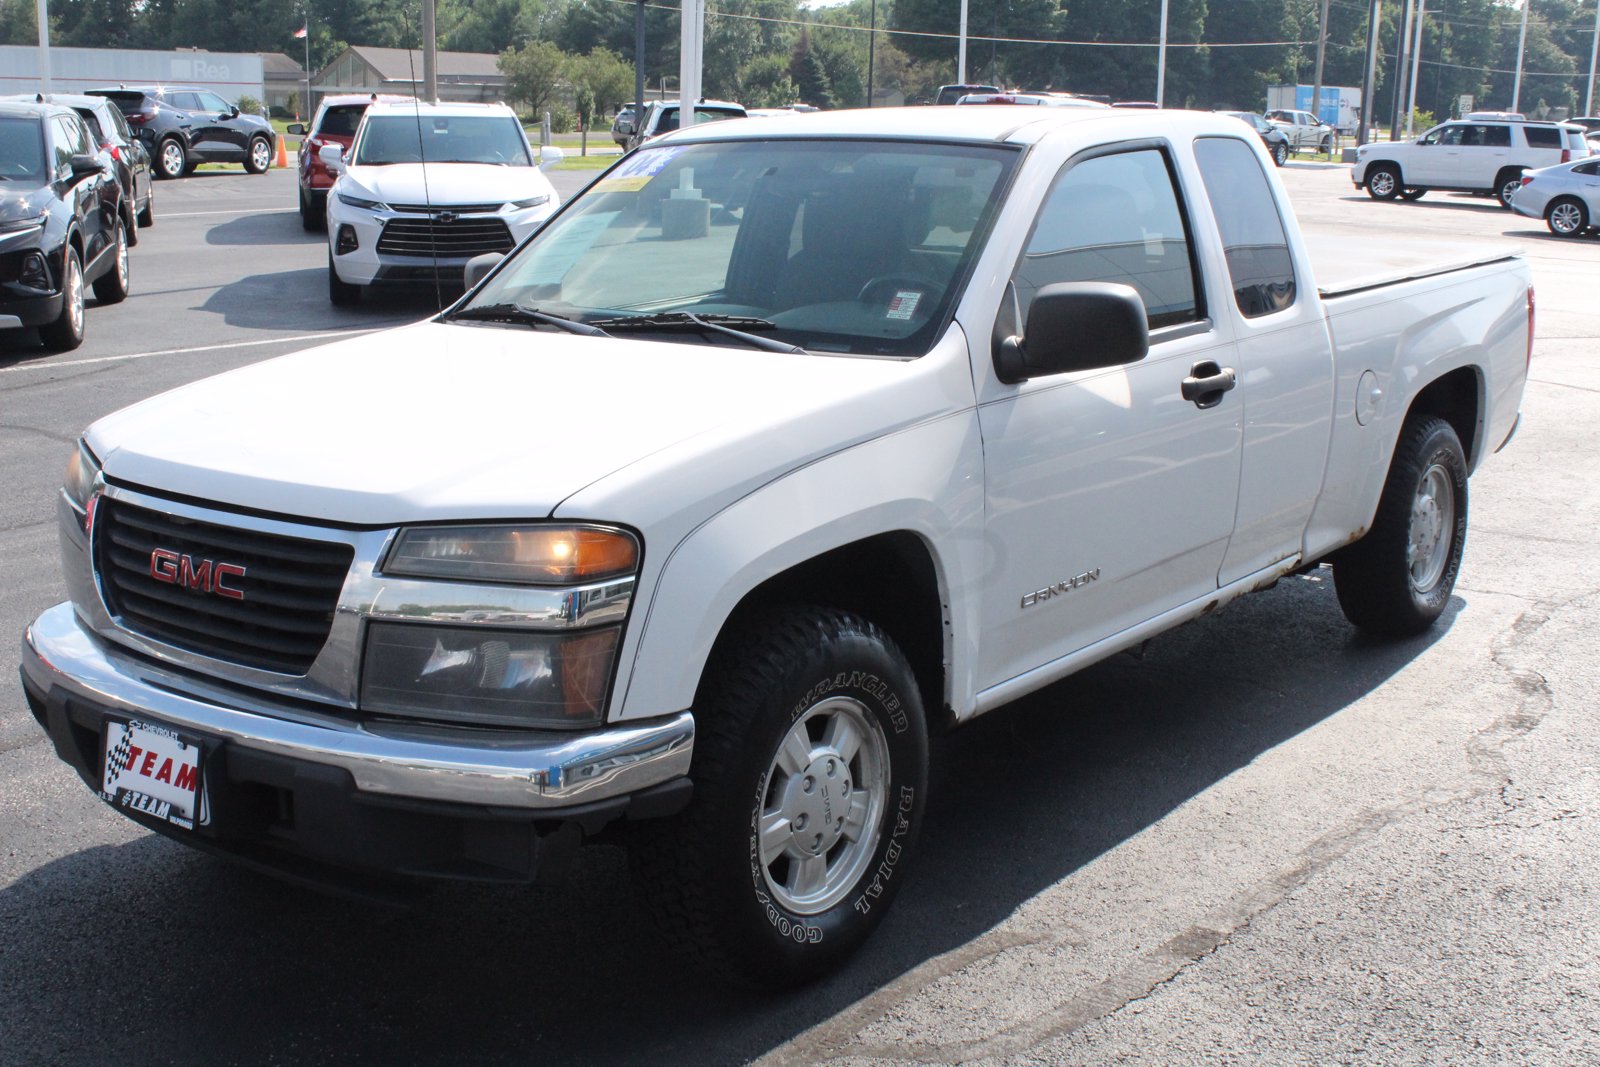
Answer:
790;29;835;108
568;46;633;125
737;54;800;106
500;38;568;116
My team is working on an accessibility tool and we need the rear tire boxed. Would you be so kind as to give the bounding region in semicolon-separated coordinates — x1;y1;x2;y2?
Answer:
1366;165;1401;200
40;249;85;351
1546;196;1588;237
137;189;154;228
1272;141;1288;167
91;221;130;305
1496;169;1526;209
328;251;360;306
1400;188;1427;201
155;137;186;180
1334;416;1468;637
629;607;929;988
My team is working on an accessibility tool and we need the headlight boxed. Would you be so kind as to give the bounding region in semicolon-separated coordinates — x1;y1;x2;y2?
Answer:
384;524;639;585
64;439;101;523
336;191;387;211
509;194;550;209
0;213;46;234
361;622;618;727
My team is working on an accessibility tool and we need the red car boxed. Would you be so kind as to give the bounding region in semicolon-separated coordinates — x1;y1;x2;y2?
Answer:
287;94;411;231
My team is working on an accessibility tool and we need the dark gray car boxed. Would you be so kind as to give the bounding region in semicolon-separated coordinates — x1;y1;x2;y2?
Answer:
1218;110;1292;167
86;86;276;179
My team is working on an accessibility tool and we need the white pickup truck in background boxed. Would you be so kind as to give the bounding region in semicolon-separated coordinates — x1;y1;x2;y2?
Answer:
21;107;1530;988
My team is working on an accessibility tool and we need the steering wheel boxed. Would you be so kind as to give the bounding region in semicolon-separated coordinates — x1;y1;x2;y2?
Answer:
855;273;937;306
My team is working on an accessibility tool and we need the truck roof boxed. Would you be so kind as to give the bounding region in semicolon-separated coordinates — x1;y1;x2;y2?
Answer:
650;105;1237;148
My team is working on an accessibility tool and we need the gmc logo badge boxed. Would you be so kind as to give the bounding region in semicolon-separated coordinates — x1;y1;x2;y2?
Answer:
149;549;246;600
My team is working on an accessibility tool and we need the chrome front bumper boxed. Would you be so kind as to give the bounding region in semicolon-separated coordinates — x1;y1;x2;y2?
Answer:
22;601;694;811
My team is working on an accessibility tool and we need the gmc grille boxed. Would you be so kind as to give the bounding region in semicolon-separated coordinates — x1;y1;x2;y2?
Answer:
94;499;354;674
376;217;514;258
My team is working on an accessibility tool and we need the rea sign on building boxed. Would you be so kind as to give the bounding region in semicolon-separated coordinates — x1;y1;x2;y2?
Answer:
0;44;265;103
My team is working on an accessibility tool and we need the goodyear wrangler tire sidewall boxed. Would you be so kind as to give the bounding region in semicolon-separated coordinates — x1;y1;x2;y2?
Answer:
734;652;927;972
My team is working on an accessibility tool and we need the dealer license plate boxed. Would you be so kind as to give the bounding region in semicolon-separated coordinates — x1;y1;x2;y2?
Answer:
101;719;205;830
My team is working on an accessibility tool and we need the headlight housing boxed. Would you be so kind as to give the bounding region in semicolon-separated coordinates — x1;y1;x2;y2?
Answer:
361;622;618;728
509;194;550;210
383;524;638;585
63;439;100;526
336;190;387;211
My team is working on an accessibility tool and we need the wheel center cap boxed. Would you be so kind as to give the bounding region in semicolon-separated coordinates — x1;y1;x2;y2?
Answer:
781;754;852;857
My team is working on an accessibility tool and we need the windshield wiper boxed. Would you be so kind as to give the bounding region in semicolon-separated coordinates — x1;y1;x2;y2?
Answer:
586;312;805;354
445;303;611;337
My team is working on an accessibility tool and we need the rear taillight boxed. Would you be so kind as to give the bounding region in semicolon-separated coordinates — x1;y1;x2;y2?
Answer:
107;144;121;162
1526;285;1536;373
1520;175;1534;187
1560;149;1571;163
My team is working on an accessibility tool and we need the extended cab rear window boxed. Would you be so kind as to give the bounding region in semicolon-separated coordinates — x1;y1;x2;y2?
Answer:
1193;136;1296;318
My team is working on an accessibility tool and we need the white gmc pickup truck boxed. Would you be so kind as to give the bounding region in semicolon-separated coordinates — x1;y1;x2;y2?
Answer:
22;108;1530;987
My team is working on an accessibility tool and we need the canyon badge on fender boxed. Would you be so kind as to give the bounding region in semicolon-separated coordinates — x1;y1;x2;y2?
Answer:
1020;569;1100;609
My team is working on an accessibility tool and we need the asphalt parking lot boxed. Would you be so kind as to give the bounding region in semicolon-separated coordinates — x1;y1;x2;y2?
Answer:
2;158;1599;1066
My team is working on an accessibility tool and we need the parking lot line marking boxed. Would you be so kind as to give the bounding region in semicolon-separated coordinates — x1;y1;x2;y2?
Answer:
0;327;397;375
159;209;298;218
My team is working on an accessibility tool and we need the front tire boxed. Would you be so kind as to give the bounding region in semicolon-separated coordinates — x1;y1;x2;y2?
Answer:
246;136;272;174
1546;196;1588;237
1272;141;1288;167
630;608;929;988
40;248;85;351
328;251;361;306
1366;165;1401;200
91;221;130;305
137;188;154;228
1334;416;1468;637
1400;187;1427;201
155;137;186;180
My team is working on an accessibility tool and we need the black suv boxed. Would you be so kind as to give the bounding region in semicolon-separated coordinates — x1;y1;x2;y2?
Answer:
0;100;129;351
86;86;276;179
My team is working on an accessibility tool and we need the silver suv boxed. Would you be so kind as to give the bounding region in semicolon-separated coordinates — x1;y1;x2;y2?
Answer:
1353;117;1591;207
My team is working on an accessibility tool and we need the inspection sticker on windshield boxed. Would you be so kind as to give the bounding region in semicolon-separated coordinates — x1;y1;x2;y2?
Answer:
886;291;922;320
101;720;204;830
594;145;685;193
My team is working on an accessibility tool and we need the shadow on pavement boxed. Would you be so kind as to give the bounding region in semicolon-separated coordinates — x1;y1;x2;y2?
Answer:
194;268;443;331
0;572;1460;1065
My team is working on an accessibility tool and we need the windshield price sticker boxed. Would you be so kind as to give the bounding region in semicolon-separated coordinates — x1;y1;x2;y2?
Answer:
101;720;205;830
887;291;922;320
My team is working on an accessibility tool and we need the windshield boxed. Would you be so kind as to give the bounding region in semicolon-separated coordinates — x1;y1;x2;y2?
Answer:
0;117;47;183
354;114;532;166
462;138;1016;358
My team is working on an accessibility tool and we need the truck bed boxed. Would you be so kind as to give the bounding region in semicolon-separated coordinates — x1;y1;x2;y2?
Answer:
1305;235;1523;299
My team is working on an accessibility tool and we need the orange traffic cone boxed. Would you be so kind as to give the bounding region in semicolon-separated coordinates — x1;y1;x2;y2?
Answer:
275;137;288;168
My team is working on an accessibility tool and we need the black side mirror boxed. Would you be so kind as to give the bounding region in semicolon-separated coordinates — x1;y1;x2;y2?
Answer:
227;105;239;118
287;122;306;136
69;153;103;180
994;282;1149;384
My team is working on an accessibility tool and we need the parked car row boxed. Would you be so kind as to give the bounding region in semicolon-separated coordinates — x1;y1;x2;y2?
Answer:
0;98;134;351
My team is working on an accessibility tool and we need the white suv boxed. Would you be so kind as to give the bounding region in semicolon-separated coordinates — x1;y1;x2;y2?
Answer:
1353;117;1591;207
321;101;564;305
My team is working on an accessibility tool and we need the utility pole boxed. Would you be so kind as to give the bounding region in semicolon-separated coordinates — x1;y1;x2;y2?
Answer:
422;0;438;102
1312;0;1332;138
1588;0;1599;115
1391;0;1415;138
1358;0;1383;144
958;0;969;84
1405;0;1425;136
1157;0;1169;106
34;0;51;93
1512;0;1531;113
634;0;646;118
867;0;876;107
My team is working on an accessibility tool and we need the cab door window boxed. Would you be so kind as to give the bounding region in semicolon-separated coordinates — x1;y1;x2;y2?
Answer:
1015;145;1202;330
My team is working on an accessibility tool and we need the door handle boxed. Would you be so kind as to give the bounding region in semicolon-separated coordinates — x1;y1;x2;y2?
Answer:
1181;361;1237;409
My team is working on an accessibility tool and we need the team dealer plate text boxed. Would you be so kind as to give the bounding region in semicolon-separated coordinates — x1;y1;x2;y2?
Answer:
101;720;205;829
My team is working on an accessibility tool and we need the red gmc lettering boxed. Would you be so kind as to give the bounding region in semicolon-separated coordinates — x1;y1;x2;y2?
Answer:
149;550;246;599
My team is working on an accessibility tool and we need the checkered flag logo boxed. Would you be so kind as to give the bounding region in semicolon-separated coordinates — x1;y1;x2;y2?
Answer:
104;728;134;792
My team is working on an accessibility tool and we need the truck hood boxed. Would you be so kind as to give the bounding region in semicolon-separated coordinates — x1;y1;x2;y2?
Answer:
340;163;555;206
87;322;955;526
